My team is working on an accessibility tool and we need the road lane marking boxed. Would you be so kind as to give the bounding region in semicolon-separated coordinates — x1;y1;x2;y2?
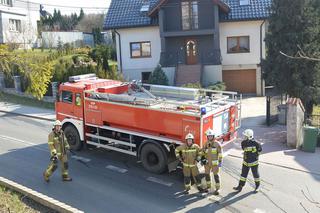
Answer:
106;165;128;173
222;150;230;157
146;177;173;187
71;155;91;163
254;209;266;213
0;135;48;152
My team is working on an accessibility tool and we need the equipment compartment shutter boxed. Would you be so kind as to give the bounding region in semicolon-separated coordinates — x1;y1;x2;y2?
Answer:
222;69;256;94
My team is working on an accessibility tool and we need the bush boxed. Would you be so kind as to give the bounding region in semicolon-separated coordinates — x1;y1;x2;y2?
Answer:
181;82;202;89
148;65;168;85
207;81;226;91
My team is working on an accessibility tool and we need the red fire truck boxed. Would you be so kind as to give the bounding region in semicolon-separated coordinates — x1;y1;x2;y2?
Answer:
56;74;241;173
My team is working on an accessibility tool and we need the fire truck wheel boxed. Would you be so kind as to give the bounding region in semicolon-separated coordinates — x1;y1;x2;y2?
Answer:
141;143;167;174
64;125;82;151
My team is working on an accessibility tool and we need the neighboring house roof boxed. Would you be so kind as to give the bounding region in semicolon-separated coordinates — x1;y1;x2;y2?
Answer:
104;0;271;30
104;0;159;30
220;0;271;21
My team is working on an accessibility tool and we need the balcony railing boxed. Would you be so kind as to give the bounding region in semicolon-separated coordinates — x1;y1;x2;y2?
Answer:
160;49;221;67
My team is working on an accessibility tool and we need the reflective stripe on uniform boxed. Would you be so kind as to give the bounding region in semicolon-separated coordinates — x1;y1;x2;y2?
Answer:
254;178;260;182
240;176;247;181
212;160;219;165
211;148;217;154
243;161;259;167
182;149;197;153
183;163;196;167
48;142;54;145
218;153;223;158
244;146;257;153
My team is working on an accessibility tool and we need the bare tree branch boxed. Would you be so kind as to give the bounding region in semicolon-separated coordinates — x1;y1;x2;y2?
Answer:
280;50;320;61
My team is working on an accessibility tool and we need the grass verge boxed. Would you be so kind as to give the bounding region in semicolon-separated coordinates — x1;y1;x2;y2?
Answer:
0;92;54;110
0;185;56;213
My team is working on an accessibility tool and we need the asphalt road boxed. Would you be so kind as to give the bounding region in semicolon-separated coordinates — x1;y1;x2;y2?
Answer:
0;112;320;213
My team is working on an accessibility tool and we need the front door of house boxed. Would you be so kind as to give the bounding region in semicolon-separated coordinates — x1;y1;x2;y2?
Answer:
185;39;197;65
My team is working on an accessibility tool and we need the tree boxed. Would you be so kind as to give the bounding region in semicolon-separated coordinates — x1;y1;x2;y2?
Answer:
263;0;320;114
75;13;105;33
92;27;103;45
148;65;169;85
40;8;85;31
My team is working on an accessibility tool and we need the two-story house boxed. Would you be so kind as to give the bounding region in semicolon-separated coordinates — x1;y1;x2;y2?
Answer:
104;0;271;95
0;0;40;48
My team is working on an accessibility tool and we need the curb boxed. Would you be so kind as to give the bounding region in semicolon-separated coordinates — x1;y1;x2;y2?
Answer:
0;176;84;213
0;110;55;122
228;154;320;176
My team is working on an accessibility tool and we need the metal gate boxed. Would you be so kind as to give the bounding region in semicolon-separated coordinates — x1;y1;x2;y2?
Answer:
266;87;287;126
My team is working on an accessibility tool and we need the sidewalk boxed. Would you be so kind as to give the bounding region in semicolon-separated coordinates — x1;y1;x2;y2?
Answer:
0;102;55;121
234;97;320;175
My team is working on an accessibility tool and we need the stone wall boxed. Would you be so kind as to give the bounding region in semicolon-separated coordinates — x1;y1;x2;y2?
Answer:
286;98;305;148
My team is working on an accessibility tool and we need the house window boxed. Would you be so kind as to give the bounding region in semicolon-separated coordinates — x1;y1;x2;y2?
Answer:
9;19;21;32
227;36;250;53
240;0;250;6
0;0;11;6
130;42;151;58
181;1;199;30
141;72;151;83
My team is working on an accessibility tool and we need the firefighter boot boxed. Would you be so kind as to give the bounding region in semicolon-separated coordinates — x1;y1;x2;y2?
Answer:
43;172;49;183
62;175;72;181
254;183;260;193
233;185;242;192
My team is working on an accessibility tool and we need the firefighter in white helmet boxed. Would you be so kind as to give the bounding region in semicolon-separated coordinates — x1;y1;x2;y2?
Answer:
43;120;72;182
201;129;223;195
175;133;203;194
233;129;262;192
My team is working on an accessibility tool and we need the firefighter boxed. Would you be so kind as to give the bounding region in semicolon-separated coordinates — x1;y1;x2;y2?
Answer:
175;133;203;194
43;120;72;182
233;129;262;192
201;129;223;195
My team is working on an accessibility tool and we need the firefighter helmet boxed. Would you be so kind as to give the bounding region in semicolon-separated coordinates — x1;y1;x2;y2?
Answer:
243;129;254;139
206;129;215;137
53;120;62;126
185;133;194;140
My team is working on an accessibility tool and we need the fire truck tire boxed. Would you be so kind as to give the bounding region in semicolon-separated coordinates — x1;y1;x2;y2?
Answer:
140;143;167;174
64;125;83;151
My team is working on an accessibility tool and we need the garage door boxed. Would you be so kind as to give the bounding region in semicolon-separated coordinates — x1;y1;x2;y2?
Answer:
222;69;256;94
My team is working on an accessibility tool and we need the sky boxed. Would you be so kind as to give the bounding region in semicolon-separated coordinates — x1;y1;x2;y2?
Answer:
22;0;111;14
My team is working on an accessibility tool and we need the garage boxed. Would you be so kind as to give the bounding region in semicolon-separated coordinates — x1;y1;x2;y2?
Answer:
222;69;257;94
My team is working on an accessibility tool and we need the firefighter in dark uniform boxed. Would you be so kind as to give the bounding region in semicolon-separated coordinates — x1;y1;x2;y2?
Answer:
43;120;72;182
233;129;262;192
201;129;223;195
175;133;203;194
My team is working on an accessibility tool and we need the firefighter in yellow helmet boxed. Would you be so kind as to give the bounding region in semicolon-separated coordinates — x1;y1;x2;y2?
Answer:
43;120;72;182
201;129;223;195
175;133;203;194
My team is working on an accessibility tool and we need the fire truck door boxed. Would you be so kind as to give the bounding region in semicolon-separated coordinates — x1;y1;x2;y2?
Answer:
73;93;83;119
58;90;75;118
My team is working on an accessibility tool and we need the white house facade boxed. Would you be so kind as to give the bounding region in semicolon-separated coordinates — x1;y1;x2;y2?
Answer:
105;0;271;95
0;0;40;48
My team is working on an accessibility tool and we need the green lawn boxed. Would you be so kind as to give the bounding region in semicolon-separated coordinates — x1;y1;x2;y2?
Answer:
0;186;54;213
0;92;54;110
